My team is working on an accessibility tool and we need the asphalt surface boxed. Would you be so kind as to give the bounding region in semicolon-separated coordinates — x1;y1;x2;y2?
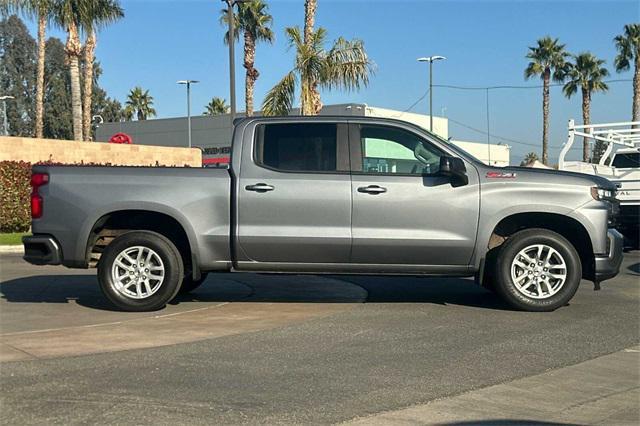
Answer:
0;251;639;425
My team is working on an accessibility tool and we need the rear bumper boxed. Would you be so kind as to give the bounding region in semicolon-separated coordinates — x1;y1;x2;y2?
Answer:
22;234;62;265
594;229;623;282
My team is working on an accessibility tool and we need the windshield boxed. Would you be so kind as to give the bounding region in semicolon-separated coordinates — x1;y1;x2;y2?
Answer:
612;152;640;169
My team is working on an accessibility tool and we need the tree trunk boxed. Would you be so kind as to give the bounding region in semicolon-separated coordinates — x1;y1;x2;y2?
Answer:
582;87;591;162
311;81;322;114
303;0;316;45
35;14;46;138
303;0;320;115
82;29;96;140
633;53;640;127
65;22;83;141
300;77;311;116
244;31;257;117
542;69;550;165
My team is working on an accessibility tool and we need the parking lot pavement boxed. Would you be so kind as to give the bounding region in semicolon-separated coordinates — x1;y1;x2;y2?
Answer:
0;253;365;361
0;251;639;424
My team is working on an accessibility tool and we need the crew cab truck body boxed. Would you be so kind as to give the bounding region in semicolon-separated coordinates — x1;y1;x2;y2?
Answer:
24;116;623;312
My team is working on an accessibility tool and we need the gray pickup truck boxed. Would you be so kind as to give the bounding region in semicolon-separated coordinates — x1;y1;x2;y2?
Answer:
23;116;623;312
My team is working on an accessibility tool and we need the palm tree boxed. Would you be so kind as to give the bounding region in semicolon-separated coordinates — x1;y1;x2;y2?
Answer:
614;24;640;125
262;26;373;116
563;53;609;161
521;152;539;166
125;87;156;121
204;97;229;116
5;1;55;138
81;0;123;140
525;36;569;165
220;0;274;117
53;0;86;140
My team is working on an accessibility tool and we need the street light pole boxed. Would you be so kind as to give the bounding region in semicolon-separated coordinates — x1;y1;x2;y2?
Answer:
223;0;246;123
0;95;15;136
417;56;446;132
177;80;199;148
429;59;433;131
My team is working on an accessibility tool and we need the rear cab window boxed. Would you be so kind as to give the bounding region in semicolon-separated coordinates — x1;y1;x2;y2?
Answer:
612;152;640;169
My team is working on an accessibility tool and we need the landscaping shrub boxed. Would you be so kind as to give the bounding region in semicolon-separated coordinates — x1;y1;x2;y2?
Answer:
0;161;32;233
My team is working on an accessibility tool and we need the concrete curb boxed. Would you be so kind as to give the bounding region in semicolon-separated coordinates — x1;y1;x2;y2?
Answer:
0;246;23;254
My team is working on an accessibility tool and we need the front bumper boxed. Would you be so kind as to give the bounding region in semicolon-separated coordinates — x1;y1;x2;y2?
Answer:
594;229;623;282
22;234;62;265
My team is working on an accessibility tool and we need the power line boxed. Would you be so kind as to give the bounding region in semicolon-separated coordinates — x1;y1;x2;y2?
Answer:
433;78;632;91
447;116;581;150
395;78;633;150
397;94;555;149
391;89;430;117
395;89;561;148
447;117;538;147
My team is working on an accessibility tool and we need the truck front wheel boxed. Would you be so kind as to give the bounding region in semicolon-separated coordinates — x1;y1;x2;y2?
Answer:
97;231;184;311
494;229;582;312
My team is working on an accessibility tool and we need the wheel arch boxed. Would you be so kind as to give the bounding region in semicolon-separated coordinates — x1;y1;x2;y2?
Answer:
480;212;594;282
84;208;199;278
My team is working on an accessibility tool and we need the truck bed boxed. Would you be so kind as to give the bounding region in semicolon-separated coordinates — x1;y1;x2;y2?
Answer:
31;165;232;270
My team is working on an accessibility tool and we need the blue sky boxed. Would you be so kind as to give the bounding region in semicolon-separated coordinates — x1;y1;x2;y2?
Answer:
25;0;640;162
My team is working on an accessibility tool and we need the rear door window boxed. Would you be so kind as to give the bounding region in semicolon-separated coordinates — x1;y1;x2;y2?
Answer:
255;123;341;172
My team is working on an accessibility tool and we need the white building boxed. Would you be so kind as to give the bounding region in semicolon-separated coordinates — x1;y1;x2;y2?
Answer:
450;140;511;167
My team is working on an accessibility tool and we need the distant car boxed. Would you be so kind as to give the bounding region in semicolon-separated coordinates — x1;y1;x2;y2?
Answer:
24;116;622;312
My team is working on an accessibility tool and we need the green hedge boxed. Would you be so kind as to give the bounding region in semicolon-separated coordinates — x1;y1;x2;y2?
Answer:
0;161;32;233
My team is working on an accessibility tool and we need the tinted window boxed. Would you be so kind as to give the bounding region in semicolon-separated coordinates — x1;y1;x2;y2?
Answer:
358;125;441;175
256;123;337;172
612;152;640;168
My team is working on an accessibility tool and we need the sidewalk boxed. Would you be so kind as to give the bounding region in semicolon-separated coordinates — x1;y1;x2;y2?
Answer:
345;346;640;425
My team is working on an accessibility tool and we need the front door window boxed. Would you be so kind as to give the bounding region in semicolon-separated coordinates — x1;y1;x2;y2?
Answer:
359;125;442;176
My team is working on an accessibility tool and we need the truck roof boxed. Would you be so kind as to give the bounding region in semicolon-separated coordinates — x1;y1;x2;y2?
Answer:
234;114;441;126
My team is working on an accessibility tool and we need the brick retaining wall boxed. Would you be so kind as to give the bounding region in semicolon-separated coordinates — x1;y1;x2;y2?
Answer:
0;137;202;167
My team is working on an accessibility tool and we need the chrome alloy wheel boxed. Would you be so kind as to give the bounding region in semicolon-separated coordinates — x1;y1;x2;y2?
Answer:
510;244;567;299
111;246;165;299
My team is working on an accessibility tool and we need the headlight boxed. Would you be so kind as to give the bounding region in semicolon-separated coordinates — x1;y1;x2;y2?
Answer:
591;186;615;201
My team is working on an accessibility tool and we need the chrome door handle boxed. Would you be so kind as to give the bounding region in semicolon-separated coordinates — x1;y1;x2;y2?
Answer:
245;183;274;192
357;185;387;194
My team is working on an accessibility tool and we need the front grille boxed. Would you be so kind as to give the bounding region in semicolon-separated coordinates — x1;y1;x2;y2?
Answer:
608;199;621;227
618;205;640;228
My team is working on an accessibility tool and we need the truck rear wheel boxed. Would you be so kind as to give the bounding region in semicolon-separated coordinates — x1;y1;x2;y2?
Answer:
97;231;184;311
494;229;582;312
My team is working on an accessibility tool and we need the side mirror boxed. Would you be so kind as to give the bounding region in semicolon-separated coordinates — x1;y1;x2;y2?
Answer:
439;156;468;186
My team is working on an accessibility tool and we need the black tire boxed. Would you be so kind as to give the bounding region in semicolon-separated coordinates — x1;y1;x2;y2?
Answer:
179;273;209;294
97;231;184;311
494;228;582;312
